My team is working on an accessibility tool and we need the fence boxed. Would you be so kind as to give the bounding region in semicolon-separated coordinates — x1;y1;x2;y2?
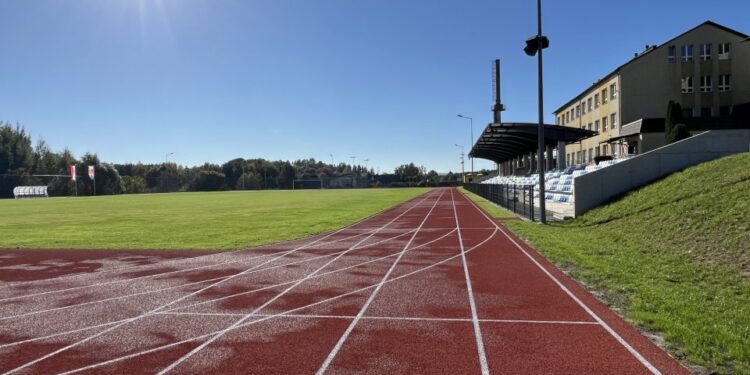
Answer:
464;183;539;221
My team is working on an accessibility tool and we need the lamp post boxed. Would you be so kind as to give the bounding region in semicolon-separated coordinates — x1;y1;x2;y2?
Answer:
523;0;550;224
457;114;474;177
454;144;465;183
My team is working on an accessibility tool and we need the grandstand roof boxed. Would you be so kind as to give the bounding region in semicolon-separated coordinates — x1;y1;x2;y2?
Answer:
469;123;596;163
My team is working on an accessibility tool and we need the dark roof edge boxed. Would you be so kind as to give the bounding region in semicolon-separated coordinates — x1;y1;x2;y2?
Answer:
552;21;749;115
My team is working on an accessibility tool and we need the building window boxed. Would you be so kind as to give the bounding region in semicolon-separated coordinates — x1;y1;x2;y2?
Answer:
719;74;731;91
610;83;617;100
611;112;618;129
681;44;693;62
701;107;712;118
681;76;694;93
700;75;712;92
576;105;581;117
588;148;594;162
588;122;593;131
566;111;570;123
581;101;587;115
718;43;730;60
603;144;609;156
602;88;608;104
587;98;593;112
594;94;600;108
667;45;676;62
602;116;608;132
582;150;586;163
594;120;600;132
700;43;712;60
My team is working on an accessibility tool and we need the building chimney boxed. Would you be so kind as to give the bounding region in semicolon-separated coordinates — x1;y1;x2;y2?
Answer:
492;59;505;124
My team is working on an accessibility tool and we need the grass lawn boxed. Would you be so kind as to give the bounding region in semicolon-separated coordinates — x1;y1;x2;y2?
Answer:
460;152;750;374
0;188;430;250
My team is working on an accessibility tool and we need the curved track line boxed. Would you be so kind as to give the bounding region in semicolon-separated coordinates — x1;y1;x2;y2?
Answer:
2;191;436;375
459;189;662;375
0;228;421;320
57;229;499;375
0;228;458;350
158;190;446;374
0;193;420;291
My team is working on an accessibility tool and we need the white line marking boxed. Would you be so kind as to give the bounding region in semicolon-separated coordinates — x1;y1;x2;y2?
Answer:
315;190;445;375
156;312;600;325
460;189;662;375
450;188;490;375
58;225;499;375
0;228;420;321
0;228;457;350
2;191;435;375
159;190;446;374
0;193;420;292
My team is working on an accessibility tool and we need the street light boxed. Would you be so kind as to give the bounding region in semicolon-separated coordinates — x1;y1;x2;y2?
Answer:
454;144;465;182
457;114;474;177
523;0;549;224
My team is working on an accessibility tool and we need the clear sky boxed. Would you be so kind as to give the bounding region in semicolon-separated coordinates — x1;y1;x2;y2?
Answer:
1;0;748;173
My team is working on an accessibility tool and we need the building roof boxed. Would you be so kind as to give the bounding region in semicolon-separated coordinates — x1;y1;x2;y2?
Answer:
469;123;596;163
553;21;749;115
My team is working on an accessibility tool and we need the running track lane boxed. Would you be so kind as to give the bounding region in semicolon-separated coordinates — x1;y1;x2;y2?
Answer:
0;188;689;374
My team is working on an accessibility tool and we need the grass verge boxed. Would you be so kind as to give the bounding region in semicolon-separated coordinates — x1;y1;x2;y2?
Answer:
460;153;750;374
0;188;430;250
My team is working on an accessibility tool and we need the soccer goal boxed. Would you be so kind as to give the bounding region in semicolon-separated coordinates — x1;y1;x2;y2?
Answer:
292;179;323;190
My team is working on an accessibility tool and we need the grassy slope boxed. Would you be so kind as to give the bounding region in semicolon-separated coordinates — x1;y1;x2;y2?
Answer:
0;188;430;250
462;152;750;374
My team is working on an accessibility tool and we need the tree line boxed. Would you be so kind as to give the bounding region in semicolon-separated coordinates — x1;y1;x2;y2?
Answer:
0;123;464;198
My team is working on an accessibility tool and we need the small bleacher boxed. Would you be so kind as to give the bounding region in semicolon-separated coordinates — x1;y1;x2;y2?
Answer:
13;186;49;199
481;157;632;218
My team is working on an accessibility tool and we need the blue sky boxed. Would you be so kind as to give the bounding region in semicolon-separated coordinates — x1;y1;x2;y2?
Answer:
1;0;748;173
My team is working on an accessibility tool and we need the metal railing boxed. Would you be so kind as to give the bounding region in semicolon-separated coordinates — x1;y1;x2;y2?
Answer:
464;183;541;222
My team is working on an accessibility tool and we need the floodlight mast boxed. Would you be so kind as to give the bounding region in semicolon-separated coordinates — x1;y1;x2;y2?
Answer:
523;0;549;224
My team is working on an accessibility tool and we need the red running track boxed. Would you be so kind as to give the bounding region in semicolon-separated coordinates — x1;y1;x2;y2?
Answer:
0;188;689;374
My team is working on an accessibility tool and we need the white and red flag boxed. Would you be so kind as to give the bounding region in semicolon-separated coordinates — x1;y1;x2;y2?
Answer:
88;166;95;180
70;165;76;181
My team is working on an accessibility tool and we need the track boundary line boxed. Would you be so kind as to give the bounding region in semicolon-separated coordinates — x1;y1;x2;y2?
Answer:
0;228;457;350
158;190;446;374
314;189;446;375
156;312;601;325
0;192;425;290
56;227;499;375
450;188;490;375
0;228;423;321
459;189;662;375
2;191;436;375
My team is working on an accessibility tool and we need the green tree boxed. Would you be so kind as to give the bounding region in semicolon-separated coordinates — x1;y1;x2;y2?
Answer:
665;100;691;144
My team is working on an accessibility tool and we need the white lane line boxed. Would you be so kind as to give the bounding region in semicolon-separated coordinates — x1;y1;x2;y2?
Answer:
450;188;490;375
163;228;456;314
0;228;457;350
158;190;446;374
58;226;499;375
1;191;434;375
0;227;380;303
0;228;419;321
156;312;601;325
0;193;419;292
314;190;447;375
460;190;662;375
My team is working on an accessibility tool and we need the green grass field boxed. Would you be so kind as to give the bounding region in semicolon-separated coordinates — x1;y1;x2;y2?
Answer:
0;188;430;250
461;152;750;374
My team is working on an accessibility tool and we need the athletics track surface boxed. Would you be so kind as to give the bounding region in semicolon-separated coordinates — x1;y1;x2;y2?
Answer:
0;188;688;374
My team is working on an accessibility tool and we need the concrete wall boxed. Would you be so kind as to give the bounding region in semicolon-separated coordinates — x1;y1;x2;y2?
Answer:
573;129;750;216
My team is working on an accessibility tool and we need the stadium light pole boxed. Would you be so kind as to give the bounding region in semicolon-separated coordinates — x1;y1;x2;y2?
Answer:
457;114;474;177
350;156;356;188
454;144;465;182
165;152;174;164
523;0;550;224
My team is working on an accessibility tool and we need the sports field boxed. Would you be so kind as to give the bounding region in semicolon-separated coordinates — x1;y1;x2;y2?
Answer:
0;189;429;250
0;188;688;374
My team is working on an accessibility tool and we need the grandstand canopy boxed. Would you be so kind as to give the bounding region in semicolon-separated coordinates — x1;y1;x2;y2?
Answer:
469;123;596;163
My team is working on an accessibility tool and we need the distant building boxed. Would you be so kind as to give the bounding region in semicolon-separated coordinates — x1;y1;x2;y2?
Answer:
553;21;750;165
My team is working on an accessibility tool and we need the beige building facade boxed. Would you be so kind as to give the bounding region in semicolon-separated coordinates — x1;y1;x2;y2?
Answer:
554;21;750;166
